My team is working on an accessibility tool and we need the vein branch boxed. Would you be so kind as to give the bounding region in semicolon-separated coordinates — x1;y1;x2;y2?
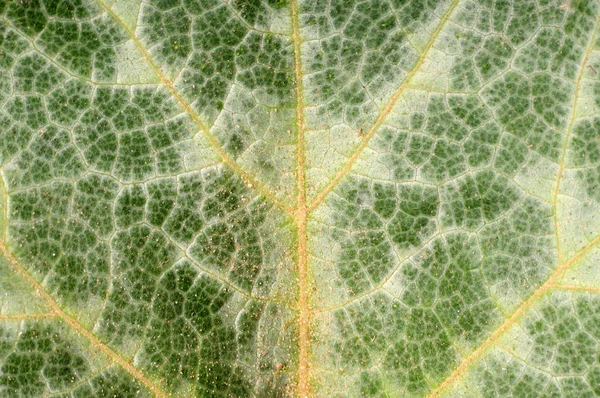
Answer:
548;284;600;294
2;17;153;87
291;0;460;392
551;30;599;265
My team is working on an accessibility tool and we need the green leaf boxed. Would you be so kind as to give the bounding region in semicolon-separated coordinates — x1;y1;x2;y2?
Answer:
1;0;600;396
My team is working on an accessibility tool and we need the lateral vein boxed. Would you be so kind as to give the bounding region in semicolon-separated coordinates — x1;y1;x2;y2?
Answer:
307;0;461;212
428;232;600;398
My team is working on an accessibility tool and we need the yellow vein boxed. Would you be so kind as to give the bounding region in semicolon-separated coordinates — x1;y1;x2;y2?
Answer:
548;284;600;294
0;242;169;398
289;0;311;395
94;0;294;215
307;0;461;213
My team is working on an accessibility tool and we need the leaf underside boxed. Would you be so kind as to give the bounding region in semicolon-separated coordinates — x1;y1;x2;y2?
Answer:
1;0;600;397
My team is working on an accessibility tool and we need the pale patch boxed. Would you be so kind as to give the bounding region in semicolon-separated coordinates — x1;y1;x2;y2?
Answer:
115;41;159;84
514;154;557;203
101;0;143;30
556;170;600;259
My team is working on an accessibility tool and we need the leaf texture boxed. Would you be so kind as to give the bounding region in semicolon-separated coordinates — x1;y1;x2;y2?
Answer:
1;0;600;397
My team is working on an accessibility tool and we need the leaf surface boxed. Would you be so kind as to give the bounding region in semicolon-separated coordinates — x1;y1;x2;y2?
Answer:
1;0;600;397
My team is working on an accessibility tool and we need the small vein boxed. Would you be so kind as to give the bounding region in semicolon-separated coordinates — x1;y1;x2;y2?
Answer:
0;241;169;398
314;228;448;314
306;0;461;213
94;0;294;216
223;2;290;37
50;364;113;396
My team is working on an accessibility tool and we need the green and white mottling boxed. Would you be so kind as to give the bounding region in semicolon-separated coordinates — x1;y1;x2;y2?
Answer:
1;0;600;397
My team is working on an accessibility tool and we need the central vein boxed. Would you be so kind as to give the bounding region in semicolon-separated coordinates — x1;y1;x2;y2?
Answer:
289;0;310;396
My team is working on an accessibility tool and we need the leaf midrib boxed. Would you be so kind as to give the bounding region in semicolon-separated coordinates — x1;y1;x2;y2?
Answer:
289;0;310;395
92;1;467;395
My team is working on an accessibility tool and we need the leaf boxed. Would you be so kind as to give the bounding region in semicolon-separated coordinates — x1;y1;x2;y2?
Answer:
1;0;600;396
